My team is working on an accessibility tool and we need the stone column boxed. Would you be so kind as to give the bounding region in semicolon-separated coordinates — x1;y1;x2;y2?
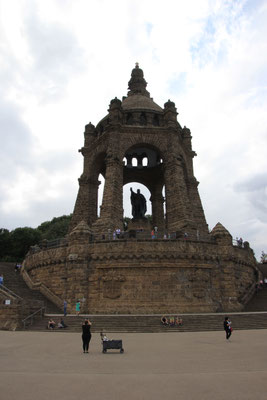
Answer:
187;177;209;236
69;175;100;231
92;157;124;233
164;155;193;233
150;184;165;232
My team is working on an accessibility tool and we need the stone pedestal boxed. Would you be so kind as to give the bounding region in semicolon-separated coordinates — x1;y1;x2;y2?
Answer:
127;218;151;232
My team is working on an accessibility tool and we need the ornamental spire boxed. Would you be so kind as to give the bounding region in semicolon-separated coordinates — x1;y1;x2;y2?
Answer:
127;63;150;97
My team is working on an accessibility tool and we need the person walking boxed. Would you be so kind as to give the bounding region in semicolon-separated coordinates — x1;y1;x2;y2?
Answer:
76;300;81;315
224;316;232;340
63;300;67;316
82;319;92;353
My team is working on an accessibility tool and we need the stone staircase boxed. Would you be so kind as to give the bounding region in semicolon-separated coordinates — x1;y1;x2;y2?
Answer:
26;312;267;333
244;287;267;311
0;262;61;314
244;264;267;311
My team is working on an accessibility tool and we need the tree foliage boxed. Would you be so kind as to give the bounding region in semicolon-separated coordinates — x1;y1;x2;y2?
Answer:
0;214;72;262
37;215;72;240
261;251;267;264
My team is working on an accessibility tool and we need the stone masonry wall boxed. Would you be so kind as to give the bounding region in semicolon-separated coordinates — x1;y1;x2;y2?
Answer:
23;238;258;314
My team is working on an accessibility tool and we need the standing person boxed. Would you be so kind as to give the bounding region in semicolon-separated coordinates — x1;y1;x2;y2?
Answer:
224;316;232;340
0;274;3;286
82;319;92;353
116;227;121;239
76;300;81;316
63;300;67;317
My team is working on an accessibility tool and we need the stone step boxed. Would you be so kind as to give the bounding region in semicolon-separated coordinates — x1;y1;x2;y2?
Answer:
244;287;267;311
0;262;61;314
24;313;267;333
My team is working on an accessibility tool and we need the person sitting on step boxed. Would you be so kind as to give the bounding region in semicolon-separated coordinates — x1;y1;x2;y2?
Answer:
58;318;67;329
161;316;168;326
175;317;183;326
48;319;56;330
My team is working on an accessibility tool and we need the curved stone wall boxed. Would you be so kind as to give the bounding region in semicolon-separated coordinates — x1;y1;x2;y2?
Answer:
23;237;258;314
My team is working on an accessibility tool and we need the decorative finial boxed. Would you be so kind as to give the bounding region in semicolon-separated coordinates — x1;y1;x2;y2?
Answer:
127;63;150;97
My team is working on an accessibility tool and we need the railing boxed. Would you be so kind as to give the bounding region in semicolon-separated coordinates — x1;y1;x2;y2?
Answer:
232;238;250;249
29;237;67;253
92;230;214;243
239;281;257;305
26;233;254;256
0;284;23;302
22;307;46;329
21;268;63;309
26;231;215;254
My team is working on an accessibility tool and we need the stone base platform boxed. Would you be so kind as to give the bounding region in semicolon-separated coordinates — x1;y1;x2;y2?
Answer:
22;223;259;315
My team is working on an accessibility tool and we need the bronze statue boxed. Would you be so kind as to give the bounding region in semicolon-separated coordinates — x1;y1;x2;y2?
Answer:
130;188;147;219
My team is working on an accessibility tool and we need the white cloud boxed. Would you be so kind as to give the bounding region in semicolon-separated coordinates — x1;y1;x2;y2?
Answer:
0;0;266;259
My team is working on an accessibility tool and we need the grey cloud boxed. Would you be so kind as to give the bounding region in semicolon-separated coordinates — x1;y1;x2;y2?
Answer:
37;150;81;173
27;188;77;226
0;99;34;178
22;8;85;102
233;173;267;221
234;173;267;193
0;96;80;227
0;189;77;230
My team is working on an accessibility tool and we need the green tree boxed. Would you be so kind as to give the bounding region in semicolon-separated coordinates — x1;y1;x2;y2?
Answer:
0;214;72;261
261;251;267;264
9;227;42;261
0;228;11;260
37;214;72;240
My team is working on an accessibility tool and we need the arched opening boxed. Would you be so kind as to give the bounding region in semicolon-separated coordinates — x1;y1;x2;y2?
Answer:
142;157;148;166
92;152;107;219
162;185;166;218
140;113;147;126
124;145;163;169
132;157;138;167
123;144;165;231
126;113;133;125
97;174;105;217
153;114;159;126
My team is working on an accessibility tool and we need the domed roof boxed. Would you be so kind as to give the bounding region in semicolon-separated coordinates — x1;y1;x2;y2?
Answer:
95;64;163;129
122;94;162;112
122;63;163;113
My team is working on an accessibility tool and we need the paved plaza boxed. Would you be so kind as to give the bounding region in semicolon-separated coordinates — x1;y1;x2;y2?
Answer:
1;329;267;399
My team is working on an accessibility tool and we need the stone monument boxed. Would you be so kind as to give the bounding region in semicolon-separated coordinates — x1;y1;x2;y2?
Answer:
23;64;259;314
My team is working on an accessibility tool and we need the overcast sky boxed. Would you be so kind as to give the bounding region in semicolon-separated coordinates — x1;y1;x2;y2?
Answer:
0;0;266;259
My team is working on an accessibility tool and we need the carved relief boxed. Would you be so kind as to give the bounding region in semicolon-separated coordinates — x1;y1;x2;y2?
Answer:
102;270;125;299
189;268;211;299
